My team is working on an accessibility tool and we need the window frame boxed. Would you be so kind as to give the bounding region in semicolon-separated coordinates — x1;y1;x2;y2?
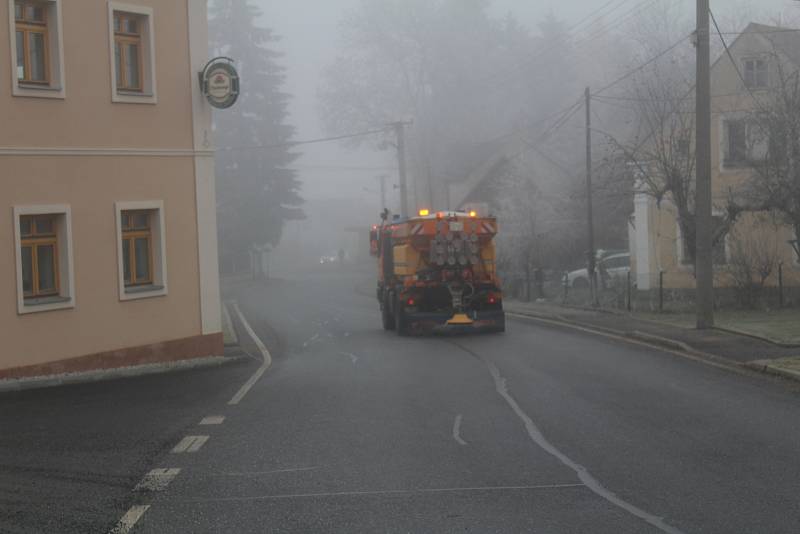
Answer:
13;205;75;315
115;200;167;301
121;209;154;286
113;11;143;92
724;119;748;167
742;57;769;89
20;214;60;298
108;2;157;104
7;0;65;98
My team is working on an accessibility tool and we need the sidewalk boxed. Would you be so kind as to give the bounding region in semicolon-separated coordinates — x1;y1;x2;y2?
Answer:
505;299;800;365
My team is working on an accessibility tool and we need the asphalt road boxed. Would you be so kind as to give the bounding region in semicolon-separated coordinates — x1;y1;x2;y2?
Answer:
3;267;800;533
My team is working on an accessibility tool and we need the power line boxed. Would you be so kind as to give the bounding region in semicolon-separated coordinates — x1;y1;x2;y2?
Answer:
709;8;769;116
594;34;690;96
477;0;644;91
218;126;392;152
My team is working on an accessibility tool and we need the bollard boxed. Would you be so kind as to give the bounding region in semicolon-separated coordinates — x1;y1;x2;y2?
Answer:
779;262;784;309
659;271;664;313
563;272;568;304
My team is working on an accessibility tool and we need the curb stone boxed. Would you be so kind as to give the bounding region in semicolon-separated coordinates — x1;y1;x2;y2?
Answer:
0;354;248;394
713;326;800;349
744;359;800;382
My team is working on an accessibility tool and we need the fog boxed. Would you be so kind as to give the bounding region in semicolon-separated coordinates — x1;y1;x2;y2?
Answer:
212;0;800;279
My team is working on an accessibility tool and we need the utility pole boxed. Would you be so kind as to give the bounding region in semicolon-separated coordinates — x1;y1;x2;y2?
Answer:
585;87;598;307
695;0;714;328
391;121;412;218
378;174;387;212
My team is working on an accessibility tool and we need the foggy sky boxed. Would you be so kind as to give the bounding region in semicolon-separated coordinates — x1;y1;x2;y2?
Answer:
254;0;796;204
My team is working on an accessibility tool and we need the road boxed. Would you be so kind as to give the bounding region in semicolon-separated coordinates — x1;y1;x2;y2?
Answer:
3;268;800;533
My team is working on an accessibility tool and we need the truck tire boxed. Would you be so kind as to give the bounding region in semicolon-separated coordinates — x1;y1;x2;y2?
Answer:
381;296;395;331
394;296;408;336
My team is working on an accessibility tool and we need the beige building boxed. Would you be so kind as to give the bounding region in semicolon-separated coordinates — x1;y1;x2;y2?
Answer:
631;23;800;296
1;0;222;378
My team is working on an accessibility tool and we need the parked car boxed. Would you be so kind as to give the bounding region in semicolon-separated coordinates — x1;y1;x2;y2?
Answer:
565;252;630;289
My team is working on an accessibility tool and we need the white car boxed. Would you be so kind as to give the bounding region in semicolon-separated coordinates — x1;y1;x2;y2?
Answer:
565;252;630;289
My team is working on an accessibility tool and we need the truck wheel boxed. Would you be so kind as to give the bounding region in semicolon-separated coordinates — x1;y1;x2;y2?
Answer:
394;298;408;336
381;297;395;331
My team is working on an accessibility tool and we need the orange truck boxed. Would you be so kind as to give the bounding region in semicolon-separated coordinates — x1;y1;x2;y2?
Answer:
370;209;505;335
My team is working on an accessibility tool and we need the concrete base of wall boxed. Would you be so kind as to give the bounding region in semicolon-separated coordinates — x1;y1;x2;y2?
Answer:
0;333;224;380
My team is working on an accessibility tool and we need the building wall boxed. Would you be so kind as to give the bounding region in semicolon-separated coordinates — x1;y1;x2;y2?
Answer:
0;1;222;376
635;28;800;292
0;156;203;369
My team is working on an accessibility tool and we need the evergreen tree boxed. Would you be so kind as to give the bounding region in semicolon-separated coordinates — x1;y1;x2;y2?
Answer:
209;0;303;269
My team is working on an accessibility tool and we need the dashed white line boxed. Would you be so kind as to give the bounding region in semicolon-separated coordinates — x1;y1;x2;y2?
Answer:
172;435;209;454
303;333;320;348
199;415;225;425
452;414;467;445
228;301;272;405
134;468;181;492
109;505;149;534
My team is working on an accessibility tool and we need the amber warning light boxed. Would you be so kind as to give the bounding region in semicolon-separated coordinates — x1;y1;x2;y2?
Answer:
419;209;430;216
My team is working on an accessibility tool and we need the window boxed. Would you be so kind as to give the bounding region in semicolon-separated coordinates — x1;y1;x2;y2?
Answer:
725;120;747;166
113;12;142;92
116;201;167;300
121;210;152;286
743;58;768;89
108;3;156;103
20;214;59;298
14;1;48;84
8;0;64;98
14;205;75;314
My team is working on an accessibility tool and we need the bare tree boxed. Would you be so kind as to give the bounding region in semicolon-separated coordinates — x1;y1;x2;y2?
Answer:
727;220;781;308
746;50;800;262
606;62;742;267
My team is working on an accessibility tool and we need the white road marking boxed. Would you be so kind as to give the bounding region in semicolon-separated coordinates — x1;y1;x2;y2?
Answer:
478;353;684;534
134;468;181;492
228;302;272;405
340;352;358;365
302;333;321;348
109;505;149;534
174;484;583;503
452;414;467;445
172;435;209;454
199;415;225;425
220;466;320;476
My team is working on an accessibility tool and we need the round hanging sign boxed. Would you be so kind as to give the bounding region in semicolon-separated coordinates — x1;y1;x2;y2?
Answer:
200;57;240;109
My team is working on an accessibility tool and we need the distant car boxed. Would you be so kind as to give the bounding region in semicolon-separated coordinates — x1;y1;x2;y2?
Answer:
565;252;630;289
319;255;337;265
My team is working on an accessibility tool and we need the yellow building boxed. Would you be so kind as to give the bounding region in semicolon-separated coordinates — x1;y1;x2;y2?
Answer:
1;1;223;378
631;23;800;300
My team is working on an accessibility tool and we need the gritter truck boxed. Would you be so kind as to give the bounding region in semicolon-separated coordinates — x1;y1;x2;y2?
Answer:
370;209;505;335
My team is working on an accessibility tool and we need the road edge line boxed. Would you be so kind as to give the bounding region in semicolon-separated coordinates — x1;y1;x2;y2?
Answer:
228;301;273;405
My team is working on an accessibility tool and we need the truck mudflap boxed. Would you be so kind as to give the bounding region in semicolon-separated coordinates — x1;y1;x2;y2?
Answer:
403;310;505;334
